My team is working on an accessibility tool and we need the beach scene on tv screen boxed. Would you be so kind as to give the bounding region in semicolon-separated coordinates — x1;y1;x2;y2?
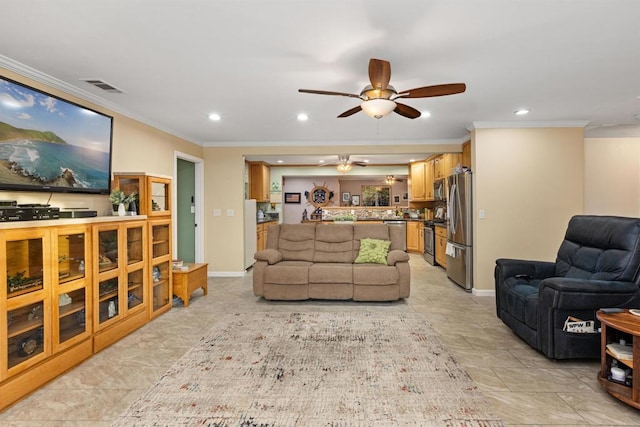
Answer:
0;77;112;191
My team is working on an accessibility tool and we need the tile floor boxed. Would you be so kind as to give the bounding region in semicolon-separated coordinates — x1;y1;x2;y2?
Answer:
1;254;639;425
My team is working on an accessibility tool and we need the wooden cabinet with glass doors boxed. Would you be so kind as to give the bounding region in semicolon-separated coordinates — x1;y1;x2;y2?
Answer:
113;172;172;217
1;225;93;411
92;220;148;352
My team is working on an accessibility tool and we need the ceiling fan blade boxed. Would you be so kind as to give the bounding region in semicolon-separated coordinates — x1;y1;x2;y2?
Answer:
368;58;391;91
352;161;368;167
396;83;466;99
337;106;362;118
298;89;361;99
394;102;422;119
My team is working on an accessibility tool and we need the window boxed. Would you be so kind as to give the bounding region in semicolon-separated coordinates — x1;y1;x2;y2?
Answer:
361;185;391;206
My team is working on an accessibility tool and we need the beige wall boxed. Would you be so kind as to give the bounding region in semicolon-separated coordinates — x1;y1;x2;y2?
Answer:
584;137;640;217
472;127;585;292
0;68;203;212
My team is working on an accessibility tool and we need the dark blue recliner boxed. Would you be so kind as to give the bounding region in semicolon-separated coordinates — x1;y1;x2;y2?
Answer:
495;215;640;359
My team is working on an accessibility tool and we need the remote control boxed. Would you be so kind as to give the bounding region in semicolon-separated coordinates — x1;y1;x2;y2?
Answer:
600;308;624;314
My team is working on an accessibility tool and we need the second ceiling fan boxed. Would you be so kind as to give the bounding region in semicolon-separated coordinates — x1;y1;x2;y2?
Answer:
299;58;466;119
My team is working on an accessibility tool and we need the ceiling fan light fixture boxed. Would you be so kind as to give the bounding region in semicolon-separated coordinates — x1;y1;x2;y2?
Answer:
336;163;352;173
361;99;397;119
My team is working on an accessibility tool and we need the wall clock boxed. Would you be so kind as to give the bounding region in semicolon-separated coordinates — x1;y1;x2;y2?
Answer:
306;183;333;208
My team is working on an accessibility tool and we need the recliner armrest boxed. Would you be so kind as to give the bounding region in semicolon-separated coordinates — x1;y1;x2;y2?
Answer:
540;277;639;294
254;249;283;265
495;258;556;280
387;250;410;266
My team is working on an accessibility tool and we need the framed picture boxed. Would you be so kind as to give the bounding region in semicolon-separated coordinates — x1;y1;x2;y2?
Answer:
394;195;400;204
284;192;301;204
342;192;350;202
351;195;360;206
402;192;408;201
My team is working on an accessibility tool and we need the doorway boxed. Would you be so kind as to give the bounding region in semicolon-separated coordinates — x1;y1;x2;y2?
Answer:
174;152;204;263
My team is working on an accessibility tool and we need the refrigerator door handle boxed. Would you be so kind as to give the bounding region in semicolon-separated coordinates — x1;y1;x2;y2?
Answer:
448;182;457;234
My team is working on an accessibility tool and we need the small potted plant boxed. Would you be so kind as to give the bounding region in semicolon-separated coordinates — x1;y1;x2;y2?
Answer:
109;188;137;216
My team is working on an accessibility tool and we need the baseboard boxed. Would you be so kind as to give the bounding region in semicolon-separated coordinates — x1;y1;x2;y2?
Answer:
208;271;246;277
472;288;495;297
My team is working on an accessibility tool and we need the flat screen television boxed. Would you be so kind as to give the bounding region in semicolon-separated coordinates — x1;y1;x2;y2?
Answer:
0;76;113;195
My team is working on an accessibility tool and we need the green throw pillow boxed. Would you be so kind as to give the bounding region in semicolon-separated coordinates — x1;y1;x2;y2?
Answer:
355;238;391;265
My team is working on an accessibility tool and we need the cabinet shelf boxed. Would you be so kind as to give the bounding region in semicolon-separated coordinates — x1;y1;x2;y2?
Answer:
98;290;118;302
606;349;634;369
152;278;169;288
8;318;44;339
59;301;85;319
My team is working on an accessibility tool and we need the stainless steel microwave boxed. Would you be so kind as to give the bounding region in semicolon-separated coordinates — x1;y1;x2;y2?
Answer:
434;179;446;200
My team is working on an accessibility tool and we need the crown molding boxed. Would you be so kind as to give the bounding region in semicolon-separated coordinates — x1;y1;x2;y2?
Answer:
469;120;589;130
202;136;470;148
0;54;198;145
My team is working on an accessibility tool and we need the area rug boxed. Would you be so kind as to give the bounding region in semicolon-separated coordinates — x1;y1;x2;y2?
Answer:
112;312;503;426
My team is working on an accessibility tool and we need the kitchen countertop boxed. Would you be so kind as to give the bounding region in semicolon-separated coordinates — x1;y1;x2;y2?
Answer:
257;218;278;224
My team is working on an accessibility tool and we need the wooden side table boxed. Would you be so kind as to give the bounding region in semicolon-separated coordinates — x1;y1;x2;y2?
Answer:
596;309;640;408
172;263;208;307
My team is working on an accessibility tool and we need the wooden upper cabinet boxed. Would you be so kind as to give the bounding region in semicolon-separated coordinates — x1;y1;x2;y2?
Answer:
409;161;426;201
425;159;434;201
434;153;462;180
249;162;270;202
462;141;471;169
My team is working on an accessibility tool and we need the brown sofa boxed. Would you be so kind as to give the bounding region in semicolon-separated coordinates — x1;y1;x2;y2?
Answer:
253;223;410;301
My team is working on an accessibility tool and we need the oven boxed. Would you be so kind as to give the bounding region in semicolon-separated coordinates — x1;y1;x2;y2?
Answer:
423;223;435;265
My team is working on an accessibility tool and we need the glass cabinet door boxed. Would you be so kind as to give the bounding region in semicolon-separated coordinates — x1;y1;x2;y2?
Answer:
151;261;170;312
98;229;119;273
98;277;119;324
54;227;90;348
125;223;146;313
152;223;170;258
149;177;171;216
7;301;45;369
2;229;50;377
6;238;45;298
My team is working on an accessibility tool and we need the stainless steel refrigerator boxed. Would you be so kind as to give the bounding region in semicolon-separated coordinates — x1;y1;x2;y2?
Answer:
446;171;473;291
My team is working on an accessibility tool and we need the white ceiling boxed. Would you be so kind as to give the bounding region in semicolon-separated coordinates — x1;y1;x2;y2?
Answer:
1;0;639;166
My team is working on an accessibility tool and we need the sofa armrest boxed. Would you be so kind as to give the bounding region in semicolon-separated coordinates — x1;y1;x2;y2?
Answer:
387;250;410;266
254;249;283;265
539;277;639;310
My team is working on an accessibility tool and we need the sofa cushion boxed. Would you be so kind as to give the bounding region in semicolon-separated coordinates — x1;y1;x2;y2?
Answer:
353;264;399;285
555;215;640;281
354;238;391;265
309;263;352;284
264;261;312;285
278;223;316;262
313;224;354;263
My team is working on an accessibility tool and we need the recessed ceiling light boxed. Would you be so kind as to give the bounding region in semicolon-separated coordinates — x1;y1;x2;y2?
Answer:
297;113;309;121
514;109;530;116
208;113;221;121
409;158;416;162
420;111;431;118
277;160;283;163
363;159;369;163
318;160;325;164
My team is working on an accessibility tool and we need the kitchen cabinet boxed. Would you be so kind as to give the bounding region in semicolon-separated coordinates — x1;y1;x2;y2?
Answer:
248;162;270;202
406;221;424;253
257;221;276;251
425;159;435;201
434;153;462;180
409;161;426;201
462;141;471;169
435;225;447;268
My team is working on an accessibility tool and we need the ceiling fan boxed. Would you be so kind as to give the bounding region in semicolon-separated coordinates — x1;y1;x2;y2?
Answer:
320;155;367;173
299;58;466;119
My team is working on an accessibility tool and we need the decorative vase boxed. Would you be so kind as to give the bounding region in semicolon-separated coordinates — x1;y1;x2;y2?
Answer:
117;203;126;216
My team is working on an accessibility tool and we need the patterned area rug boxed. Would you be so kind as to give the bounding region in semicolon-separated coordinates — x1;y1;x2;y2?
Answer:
113;312;503;426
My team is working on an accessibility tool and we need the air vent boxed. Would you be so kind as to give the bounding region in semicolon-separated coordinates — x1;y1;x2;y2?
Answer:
81;79;125;94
